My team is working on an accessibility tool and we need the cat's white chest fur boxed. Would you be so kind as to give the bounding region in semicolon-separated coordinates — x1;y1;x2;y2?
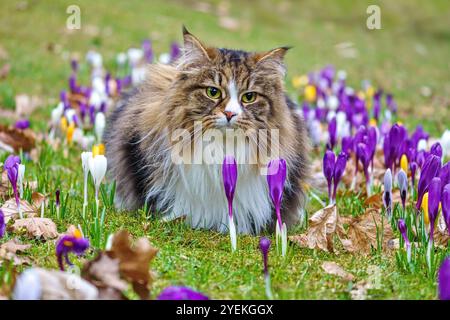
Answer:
169;163;273;234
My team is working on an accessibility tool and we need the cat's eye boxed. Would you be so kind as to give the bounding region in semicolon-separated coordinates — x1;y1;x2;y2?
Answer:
206;87;222;99
241;92;257;104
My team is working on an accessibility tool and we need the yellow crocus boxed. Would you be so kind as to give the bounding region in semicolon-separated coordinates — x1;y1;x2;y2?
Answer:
60;117;68;132
66;123;75;144
369;118;377;127
422;192;429;224
98;143;105;155
366;85;375;99
92;144;100;157
304;85;317;103
400;154;408;173
292;75;308;89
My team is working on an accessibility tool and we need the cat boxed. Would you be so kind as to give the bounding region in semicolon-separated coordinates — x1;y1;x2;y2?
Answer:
104;27;310;235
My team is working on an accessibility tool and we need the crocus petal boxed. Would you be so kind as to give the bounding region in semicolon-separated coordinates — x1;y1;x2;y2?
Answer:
328;117;337;149
88;155;107;189
267;159;287;227
430;142;443;159
0;209;5;238
259;237;271;275
439;258;450;300
157;286;209;300
397;218;409;246
222;155;238;212
397;169;408;209
443;184;450;234
95;112;106;142
416;155;441;210
332;152;347;200
428;177;441;226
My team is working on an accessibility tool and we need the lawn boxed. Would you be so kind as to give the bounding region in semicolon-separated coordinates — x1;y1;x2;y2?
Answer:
0;0;449;300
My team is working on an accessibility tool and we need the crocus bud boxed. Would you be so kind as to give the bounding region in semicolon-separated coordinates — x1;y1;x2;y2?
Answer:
332;152;347;201
383;169;393;217
410;161;418;188
323;150;335;202
416;155;441;210
328;117;337;150
430;142;443;159
95;112;106;143
0;209;5;238
443;184;450;235
422;192;430;224
439;257;450;300
441;130;450;158
398;218;410;247
439;163;450;191
400;154;408;173
397;169;408;210
341;136;353;155
267;159;287;228
428;177;442;240
222;155;237;219
55;189;60;208
88;155;107;197
259;237;271;276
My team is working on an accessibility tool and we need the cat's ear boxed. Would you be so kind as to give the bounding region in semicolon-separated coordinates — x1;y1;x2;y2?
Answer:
181;26;217;65
254;46;291;64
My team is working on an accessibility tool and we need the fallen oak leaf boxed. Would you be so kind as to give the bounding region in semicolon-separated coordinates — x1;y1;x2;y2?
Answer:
31;192;46;208
364;193;382;209
340;208;393;254
321;261;355;282
289;204;345;253
0;124;36;152
10;217;58;240
107;230;158;299
82;252;128;300
0;238;32;254
1;198;38;223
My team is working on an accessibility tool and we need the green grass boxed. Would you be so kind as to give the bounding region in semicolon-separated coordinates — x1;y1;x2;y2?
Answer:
0;0;449;299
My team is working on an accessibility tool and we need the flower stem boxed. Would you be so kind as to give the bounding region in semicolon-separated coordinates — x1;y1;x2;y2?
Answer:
264;274;273;300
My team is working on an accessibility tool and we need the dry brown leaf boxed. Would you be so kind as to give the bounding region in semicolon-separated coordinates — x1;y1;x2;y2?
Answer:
107;230;158;299
0;124;36;152
1;198;38;223
0;243;32;266
31;192;46;208
340;208;393;254
289;204;344;253
364;193;382;209
321;261;355;281
10;217;58;240
82;252;128;300
0;238;31;254
350;281;371;300
13;268;98;300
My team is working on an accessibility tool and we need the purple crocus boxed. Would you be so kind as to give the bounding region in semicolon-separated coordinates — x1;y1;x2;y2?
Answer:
259;237;273;299
428;177;441;241
341;136;353;155
439;257;450;300
222;156;237;219
157;286;209;300
4;155;21;215
56;229;89;271
386;93;397;113
328;117;337;150
416;155;441;210
357;143;371;195
71;59;78;73
170;42;181;62
0;209;5;238
439;162;450;190
373;90;382;121
397;169;408;211
430;142;443;159
323;150;335;203
69;74;77;93
15;119;30;130
410;161;418;189
55;189;60;207
222;155;238;251
267;159;287;229
398;218;411;263
442;184;450;235
332;152;347;202
142;39;153;63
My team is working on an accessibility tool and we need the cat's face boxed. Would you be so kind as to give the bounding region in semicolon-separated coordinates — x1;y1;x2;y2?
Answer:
166;28;290;134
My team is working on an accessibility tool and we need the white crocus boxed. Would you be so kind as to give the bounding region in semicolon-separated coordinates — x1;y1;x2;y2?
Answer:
127;48;144;66
88;155;107;210
86;50;103;68
94;112;106;143
441;130;450;158
336;111;350;139
131;66;146;85
13;268;42;300
18;164;25;199
116;52;127;66
158;53;171;65
81;152;92;219
417;139;428;151
327;95;339;110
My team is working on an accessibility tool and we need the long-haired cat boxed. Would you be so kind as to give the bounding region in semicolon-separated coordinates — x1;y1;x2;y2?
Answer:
104;27;310;235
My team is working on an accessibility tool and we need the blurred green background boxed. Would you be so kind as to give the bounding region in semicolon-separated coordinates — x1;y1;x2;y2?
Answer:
0;0;449;133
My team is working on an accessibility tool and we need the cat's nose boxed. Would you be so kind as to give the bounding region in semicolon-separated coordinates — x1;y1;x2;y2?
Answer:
224;111;237;122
